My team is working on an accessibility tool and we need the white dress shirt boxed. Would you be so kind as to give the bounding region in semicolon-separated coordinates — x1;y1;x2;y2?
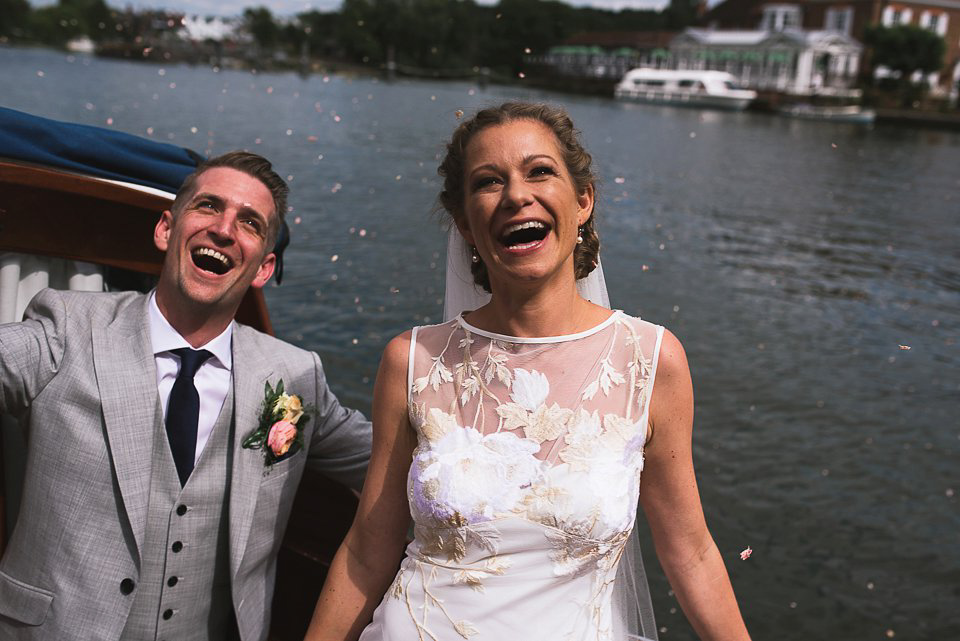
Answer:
149;292;233;465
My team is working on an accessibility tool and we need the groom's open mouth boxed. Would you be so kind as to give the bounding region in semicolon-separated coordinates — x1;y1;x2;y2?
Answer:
499;220;549;251
191;247;234;275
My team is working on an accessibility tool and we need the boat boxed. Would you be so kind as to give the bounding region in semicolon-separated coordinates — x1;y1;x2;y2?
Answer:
614;69;757;111
0;107;355;640
778;103;876;124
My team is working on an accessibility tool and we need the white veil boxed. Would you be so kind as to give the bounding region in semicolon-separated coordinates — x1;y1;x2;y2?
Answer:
442;227;658;640
442;228;610;321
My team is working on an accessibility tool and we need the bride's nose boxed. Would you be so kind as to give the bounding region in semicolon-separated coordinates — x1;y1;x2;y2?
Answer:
500;179;534;211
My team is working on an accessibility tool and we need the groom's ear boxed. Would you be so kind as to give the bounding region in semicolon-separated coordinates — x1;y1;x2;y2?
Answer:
154;210;174;252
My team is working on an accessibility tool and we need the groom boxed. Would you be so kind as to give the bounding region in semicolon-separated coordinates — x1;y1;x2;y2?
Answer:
0;151;371;640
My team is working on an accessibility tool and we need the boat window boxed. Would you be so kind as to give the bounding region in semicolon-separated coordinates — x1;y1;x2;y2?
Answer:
677;79;696;88
724;81;743;90
636;79;666;87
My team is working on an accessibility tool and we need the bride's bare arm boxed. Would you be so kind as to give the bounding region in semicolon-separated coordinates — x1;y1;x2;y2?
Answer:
640;329;751;641
305;333;417;641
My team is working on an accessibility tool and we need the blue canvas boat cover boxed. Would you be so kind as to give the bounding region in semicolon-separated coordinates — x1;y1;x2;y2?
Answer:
0;106;199;193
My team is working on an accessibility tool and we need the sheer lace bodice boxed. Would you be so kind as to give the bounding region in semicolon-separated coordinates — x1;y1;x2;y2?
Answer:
359;311;664;641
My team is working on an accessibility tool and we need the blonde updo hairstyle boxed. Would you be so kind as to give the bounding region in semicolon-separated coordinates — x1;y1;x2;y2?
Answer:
438;102;599;293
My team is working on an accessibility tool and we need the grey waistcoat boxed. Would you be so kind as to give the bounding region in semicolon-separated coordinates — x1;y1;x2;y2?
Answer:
121;382;235;641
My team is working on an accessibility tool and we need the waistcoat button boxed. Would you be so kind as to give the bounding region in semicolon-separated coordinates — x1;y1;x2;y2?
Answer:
171;541;183;553
120;578;135;595
162;609;174;620
176;504;187;516
167;576;179;587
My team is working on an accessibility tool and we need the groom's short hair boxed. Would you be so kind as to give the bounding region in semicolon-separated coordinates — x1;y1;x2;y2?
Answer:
172;151;288;246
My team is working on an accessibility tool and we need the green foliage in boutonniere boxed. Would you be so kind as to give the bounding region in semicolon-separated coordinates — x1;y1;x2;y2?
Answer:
242;379;313;466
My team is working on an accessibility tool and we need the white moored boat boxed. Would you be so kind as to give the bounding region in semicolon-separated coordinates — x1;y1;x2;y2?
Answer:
615;69;757;111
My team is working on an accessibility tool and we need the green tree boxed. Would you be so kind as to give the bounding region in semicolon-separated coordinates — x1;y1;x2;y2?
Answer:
244;6;279;52
0;0;31;39
866;24;946;105
866;24;945;78
63;0;111;41
28;4;84;45
663;0;699;30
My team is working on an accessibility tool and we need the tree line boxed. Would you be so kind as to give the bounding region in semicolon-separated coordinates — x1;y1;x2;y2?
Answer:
0;0;701;74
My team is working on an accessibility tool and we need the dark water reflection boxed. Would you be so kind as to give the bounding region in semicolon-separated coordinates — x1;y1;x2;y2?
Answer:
2;47;958;640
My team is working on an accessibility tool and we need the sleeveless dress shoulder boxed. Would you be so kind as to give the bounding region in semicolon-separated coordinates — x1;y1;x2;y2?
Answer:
359;310;665;641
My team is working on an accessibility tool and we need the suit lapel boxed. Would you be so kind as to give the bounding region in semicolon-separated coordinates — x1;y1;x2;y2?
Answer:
92;294;157;558
228;327;274;577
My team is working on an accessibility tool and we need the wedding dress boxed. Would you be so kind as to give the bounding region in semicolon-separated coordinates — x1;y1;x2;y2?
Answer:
359;310;663;641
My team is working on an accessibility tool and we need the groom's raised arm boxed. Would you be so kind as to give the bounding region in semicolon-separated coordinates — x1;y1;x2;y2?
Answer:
305;351;373;492
0;288;67;418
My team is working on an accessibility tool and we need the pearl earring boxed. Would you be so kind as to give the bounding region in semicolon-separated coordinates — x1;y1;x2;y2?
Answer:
471;246;480;263
576;226;584;245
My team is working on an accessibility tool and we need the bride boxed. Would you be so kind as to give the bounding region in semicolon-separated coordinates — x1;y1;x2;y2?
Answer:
305;102;751;641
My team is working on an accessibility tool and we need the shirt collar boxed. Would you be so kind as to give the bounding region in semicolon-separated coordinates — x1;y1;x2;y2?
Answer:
148;291;234;370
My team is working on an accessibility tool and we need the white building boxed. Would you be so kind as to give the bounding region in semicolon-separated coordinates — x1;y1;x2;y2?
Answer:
670;27;863;96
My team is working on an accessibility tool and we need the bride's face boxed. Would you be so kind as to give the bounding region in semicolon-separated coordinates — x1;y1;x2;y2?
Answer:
457;119;594;291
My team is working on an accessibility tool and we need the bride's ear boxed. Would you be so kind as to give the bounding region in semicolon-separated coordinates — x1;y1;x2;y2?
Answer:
454;215;475;246
577;184;595;226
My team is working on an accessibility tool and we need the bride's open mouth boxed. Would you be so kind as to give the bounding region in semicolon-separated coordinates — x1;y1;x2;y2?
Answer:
191;247;234;275
499;220;549;251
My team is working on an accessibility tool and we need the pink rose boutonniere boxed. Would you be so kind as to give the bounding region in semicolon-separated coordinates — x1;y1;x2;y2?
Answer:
242;379;313;466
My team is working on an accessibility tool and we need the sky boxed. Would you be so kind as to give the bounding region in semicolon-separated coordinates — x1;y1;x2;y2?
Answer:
31;0;673;18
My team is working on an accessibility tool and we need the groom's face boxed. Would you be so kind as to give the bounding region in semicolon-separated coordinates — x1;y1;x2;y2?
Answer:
154;167;277;318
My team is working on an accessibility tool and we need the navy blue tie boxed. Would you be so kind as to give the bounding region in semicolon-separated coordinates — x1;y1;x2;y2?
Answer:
166;348;212;487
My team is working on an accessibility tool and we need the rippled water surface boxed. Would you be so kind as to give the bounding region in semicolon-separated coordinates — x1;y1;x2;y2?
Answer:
3;47;959;640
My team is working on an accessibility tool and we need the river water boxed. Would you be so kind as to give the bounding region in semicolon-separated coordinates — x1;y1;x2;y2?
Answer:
2;46;958;640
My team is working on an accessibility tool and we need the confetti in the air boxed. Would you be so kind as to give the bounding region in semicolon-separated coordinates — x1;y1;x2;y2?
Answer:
740;547;752;560
455;109;464;119
899;345;911;350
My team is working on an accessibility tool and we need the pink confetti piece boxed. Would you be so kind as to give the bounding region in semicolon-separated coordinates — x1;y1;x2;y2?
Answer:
740;546;752;560
898;345;911;350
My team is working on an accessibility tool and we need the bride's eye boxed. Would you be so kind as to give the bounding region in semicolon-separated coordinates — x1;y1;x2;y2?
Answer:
472;176;500;190
529;165;557;179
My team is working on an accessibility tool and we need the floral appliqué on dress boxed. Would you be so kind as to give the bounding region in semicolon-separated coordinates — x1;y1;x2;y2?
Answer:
364;312;663;641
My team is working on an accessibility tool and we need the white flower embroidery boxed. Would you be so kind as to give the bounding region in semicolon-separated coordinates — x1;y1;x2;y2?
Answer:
510;368;549;410
411;427;541;525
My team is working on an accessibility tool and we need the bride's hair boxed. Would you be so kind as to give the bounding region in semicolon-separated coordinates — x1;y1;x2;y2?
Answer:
438;102;600;293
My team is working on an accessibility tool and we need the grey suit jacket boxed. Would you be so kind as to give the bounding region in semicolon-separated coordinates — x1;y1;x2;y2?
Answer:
0;289;372;640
